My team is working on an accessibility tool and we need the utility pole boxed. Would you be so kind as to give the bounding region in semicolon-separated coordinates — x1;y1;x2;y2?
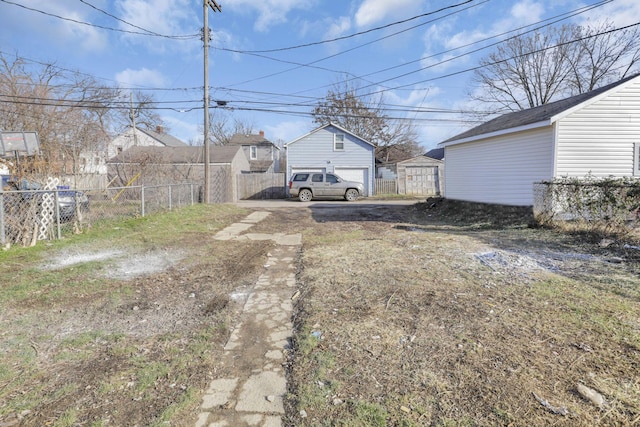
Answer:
203;0;222;203
129;92;138;146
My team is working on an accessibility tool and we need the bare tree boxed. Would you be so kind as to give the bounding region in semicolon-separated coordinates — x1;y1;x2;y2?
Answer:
112;90;166;134
0;54;118;178
207;109;256;145
470;21;640;113
312;80;422;162
565;21;640;94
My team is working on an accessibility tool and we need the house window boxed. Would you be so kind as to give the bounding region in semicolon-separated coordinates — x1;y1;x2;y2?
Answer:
635;143;640;176
334;134;345;151
250;145;257;160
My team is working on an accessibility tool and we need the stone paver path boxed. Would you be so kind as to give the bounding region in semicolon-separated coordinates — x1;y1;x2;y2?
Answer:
196;212;301;427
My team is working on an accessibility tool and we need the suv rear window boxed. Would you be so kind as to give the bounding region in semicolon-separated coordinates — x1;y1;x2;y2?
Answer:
293;174;309;181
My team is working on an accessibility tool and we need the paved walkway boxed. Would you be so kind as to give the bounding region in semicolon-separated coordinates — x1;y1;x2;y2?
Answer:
196;211;301;427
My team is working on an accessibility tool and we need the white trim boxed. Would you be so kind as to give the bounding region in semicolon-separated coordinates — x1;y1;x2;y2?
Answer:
440;120;550;147
634;142;640;176
550;74;640;123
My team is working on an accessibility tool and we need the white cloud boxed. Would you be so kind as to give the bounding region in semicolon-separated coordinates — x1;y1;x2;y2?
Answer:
115;0;198;52
579;0;640;27
354;0;423;28
510;0;544;24
223;0;316;32
0;0;106;52
325;16;352;40
115;68;166;87
162;114;201;145
264;120;310;144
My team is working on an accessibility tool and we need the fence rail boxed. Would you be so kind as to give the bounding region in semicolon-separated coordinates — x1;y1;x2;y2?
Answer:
375;179;397;195
0;183;199;247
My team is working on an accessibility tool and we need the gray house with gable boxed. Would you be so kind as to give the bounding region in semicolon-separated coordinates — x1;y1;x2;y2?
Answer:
285;123;376;197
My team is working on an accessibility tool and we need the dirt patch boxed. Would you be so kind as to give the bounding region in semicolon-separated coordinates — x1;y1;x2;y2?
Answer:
285;201;640;426
1;201;639;426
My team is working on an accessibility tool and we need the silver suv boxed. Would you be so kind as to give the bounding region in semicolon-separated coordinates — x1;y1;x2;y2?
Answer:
288;172;364;202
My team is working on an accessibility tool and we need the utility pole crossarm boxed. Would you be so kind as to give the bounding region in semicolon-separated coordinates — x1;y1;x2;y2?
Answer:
207;0;222;12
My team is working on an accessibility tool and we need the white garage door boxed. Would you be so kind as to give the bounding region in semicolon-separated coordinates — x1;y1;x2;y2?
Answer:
334;167;369;196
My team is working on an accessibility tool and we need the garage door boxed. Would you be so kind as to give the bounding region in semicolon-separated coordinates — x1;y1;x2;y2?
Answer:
405;166;439;196
334;167;369;196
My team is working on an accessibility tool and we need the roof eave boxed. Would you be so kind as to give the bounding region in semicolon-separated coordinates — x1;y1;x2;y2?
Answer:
439;120;551;147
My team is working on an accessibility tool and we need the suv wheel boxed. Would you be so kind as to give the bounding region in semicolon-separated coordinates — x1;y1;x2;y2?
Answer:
298;189;313;202
345;188;359;202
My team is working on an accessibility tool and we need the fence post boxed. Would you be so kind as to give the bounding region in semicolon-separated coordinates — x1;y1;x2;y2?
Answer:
141;186;146;217
190;184;195;205
0;187;5;246
168;185;172;211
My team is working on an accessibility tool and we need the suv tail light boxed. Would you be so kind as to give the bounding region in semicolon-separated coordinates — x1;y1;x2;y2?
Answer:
288;181;292;189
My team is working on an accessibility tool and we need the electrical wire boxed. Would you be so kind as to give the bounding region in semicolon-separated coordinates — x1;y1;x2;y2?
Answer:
225;0;479;54
0;0;199;39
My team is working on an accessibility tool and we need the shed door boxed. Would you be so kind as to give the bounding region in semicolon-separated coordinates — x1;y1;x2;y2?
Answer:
334;167;369;196
405;166;439;196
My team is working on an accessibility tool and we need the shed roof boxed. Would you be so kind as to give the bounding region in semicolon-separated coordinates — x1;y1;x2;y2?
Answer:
136;127;187;147
441;73;640;146
424;147;444;160
228;132;278;148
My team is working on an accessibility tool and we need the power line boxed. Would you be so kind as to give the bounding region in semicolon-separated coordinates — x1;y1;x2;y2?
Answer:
225;0;479;54
0;0;199;39
220;0;488;89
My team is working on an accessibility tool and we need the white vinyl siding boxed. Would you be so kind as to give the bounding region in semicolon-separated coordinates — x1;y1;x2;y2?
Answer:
444;127;553;206
556;80;640;177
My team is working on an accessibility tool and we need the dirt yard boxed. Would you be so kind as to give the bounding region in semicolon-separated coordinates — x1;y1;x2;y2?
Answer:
0;200;638;426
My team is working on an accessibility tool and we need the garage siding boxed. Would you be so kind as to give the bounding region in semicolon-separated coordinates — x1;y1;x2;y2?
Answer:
556;79;640;177
444;127;554;206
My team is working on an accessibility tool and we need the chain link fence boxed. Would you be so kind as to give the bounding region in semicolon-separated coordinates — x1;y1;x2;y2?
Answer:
1;183;199;247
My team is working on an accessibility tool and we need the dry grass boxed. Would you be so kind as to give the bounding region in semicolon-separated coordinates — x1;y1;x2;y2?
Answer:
286;199;640;426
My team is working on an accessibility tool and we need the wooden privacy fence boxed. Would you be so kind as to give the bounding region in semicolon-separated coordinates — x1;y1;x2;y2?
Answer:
237;173;286;200
237;175;399;199
375;179;397;195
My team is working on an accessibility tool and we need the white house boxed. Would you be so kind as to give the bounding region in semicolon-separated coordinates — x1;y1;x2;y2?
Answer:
285;123;376;196
108;126;187;160
439;73;640;206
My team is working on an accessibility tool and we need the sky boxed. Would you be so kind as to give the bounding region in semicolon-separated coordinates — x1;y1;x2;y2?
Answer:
0;0;639;151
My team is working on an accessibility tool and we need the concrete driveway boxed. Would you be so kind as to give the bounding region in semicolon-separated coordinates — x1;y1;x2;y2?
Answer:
235;198;424;209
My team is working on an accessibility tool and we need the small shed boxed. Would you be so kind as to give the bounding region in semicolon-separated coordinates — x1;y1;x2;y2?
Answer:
439;73;640;206
285;123;375;196
396;155;444;196
108;145;249;203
